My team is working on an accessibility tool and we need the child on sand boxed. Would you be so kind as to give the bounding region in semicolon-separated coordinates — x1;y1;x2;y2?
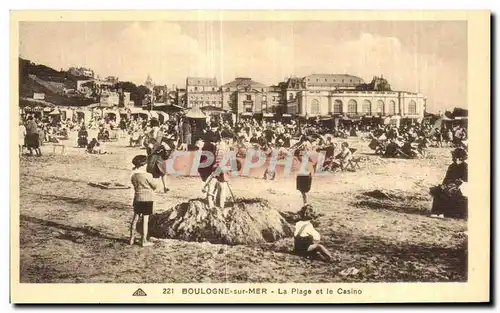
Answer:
294;205;334;262
129;155;159;247
294;148;316;205
202;158;242;209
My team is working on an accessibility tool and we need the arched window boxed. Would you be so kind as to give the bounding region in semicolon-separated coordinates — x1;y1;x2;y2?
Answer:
388;100;396;115
408;100;417;114
311;99;320;115
362;100;372;115
333;100;343;114
376;100;384;115
348;100;357;114
289;93;294;100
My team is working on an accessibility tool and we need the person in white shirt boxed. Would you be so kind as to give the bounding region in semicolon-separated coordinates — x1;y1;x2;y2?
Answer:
294;205;334;263
19;120;26;156
294;148;316;205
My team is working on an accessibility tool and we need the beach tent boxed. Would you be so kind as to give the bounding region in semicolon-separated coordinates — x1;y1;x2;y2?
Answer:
156;111;169;124
185;106;206;119
129;107;151;120
102;108;121;123
49;108;61;115
118;108;131;121
75;109;92;123
200;105;227;116
60;108;74;121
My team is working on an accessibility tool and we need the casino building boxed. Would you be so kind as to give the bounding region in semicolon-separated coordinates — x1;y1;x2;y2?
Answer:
284;74;426;121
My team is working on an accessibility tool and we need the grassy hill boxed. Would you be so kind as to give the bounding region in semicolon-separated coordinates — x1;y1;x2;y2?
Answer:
19;57;95;107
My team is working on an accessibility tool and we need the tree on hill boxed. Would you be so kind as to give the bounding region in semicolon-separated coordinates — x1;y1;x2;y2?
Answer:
113;81;150;107
452;107;468;117
19;57;151;107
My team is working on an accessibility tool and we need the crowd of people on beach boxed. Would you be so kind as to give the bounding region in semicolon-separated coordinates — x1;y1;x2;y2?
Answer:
19;110;468;260
367;123;468;159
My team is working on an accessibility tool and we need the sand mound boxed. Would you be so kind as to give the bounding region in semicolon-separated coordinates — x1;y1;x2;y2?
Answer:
137;198;294;245
355;189;431;216
364;190;394;200
363;189;428;202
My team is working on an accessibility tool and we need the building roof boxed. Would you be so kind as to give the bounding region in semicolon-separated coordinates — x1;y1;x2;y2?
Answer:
284;77;306;90
305;74;364;87
222;77;268;89
185;106;207;119
186;77;218;86
268;85;282;92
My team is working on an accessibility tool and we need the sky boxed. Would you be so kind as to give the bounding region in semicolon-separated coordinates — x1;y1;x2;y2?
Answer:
19;20;467;113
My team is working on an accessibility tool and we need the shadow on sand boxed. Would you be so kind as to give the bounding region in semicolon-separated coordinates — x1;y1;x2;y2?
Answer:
28;193;130;212
20;214;126;244
257;229;467;282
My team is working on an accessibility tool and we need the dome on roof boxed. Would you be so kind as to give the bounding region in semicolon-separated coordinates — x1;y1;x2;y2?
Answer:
222;77;268;89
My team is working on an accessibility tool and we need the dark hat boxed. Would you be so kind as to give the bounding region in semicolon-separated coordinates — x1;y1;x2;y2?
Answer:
150;118;159;127
452;147;468;160
298;204;315;221
204;132;218;143
132;155;148;169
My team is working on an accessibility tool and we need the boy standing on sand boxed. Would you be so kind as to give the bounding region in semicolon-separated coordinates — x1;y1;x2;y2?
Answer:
129;155;159;247
294;147;317;205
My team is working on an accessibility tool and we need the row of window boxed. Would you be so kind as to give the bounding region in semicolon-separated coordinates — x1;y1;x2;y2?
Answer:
191;87;269;92
307;78;360;83
289;92;403;100
189;100;223;105
244;95;280;101
192;87;218;92
309;99;418;115
189;94;280;101
190;96;222;101
193;80;214;84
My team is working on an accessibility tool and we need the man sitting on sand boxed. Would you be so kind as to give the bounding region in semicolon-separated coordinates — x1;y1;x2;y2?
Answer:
86;138;107;154
294;205;334;263
331;142;352;171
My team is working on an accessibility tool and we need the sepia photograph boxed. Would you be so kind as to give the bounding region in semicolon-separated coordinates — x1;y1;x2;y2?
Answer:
10;10;490;303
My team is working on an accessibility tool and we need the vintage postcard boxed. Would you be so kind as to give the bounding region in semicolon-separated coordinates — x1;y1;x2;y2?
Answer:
10;10;490;303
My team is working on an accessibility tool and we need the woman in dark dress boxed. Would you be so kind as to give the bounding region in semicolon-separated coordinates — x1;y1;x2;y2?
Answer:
77;125;89;148
25;116;40;156
430;148;468;219
146;118;174;193
197;132;218;183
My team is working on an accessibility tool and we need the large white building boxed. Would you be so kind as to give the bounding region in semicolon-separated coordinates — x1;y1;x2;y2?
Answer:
185;77;222;109
285;74;426;120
